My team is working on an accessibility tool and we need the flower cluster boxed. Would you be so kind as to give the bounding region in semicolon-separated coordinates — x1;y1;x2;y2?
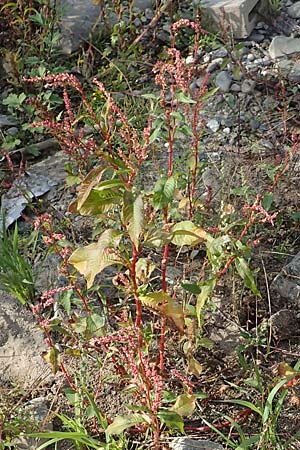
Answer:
32;285;72;313
91;327;163;414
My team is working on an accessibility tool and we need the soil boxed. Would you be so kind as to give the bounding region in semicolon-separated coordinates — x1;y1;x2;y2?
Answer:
2;1;300;449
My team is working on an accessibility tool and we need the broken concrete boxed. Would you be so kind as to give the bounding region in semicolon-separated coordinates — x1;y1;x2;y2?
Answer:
202;0;266;39
269;36;300;59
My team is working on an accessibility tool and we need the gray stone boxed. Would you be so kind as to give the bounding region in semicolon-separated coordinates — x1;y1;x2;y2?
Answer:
249;31;265;43
207;58;223;73
0;292;52;387
269;36;300;59
241;79;256;93
215;70;232;92
6;126;19;136
13;397;53;449
247;53;255;62
271;253;300;305
207;119;220;133
202;0;262;39
57;0;152;53
170;437;224;450
211;47;228;58
0;114;18;127
0;151;68;231
268;309;300;340
231;83;241;92
277;59;300;81
287;1;300;19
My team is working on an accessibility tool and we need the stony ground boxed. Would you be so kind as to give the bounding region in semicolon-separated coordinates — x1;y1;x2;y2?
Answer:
2;0;300;449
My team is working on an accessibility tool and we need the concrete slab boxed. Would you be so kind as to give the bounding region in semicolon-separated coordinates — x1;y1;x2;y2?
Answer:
202;0;266;39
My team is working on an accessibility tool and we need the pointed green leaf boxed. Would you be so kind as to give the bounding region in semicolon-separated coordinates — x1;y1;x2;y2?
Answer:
175;91;196;104
171;221;208;246
157;409;184;433
171;394;197;417
122;191;144;247
196;279;216;327
153;177;176;209
69;229;123;288
234;257;261;298
140;291;184;332
105;414;145;435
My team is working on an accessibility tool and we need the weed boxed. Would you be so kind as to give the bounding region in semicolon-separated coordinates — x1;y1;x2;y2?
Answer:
0;221;35;305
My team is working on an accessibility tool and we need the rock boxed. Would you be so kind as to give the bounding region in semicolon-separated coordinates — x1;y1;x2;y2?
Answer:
186;55;195;65
249;31;264;43
0;114;18;127
0;291;53;387
287;1;300;19
231;83;241;92
269;36;300;59
13;397;53;449
206;119;220;133
250;119;260;130
207;58;223;73
241;79;256;94
211;47;228;58
223;127;230;134
246;53;255;62
6;126;19;136
0;151;68;231
277;59;300;81
170;437;224;450
268;309;300;340
58;0;152;53
271;253;300;305
215;71;232;92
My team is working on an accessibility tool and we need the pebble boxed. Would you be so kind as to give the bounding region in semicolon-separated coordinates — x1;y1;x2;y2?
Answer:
0;114;18;127
250;119;260;130
249;31;265;43
215;70;232;92
185;55;194;65
247;53;255;62
207;119;220;133
231;83;241;92
207;58;223;73
211;46;228;58
170;438;224;450
241;79;256;94
287;1;300;18
6;126;19;136
223;127;230;134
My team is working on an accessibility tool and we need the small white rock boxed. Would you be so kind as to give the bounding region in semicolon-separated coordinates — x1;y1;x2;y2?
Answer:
207;119;220;133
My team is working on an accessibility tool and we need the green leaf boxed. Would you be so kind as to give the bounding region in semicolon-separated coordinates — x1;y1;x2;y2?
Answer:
153;177;176;209
143;228;172;248
262;192;273;211
105;414;145;435
140;291;184;332
175;91;196;104
87;313;105;336
171;393;197;417
122;191;144;247
234;257;261;298
69;229;123;288
181;282;202;295
171;221;208;246
196;279;216;327
157;409;184;433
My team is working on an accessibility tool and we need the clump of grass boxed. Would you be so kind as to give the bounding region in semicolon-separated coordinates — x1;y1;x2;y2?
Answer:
0;221;35;305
